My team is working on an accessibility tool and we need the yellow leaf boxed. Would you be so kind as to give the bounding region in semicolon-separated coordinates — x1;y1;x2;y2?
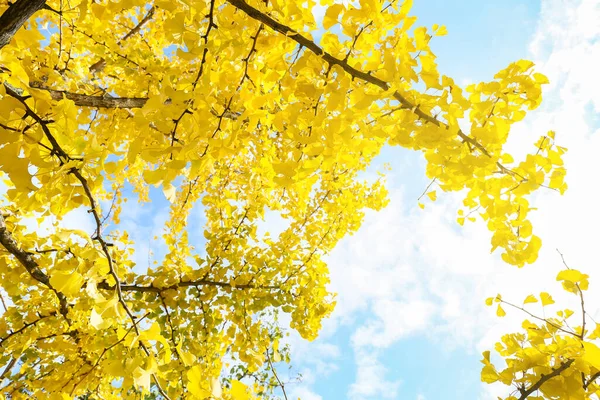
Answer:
434;25;448;36
481;365;499;383
400;0;413;16
230;380;250;400
163;184;177;203
485;297;493;306
187;366;212;398
556;269;585;283
496;304;506;317
89;308;108;330
533;72;549;84
323;4;344;30
414;27;429;50
426;190;436;201
583;342;600;370
133;366;151;391
176;341;196;366
211;376;223;399
49;271;84;297
540;292;555;306
523;295;537;304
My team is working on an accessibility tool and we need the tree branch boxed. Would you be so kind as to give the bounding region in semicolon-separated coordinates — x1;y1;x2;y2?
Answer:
120;6;155;42
0;357;16;381
0;0;46;49
226;0;494;160
584;371;600;390
29;83;148;108
97;279;279;293
266;350;289;400
518;359;574;400
15;83;244;118
0;213;69;317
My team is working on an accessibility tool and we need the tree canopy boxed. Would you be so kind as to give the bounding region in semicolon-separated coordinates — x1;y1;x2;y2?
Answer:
0;0;587;398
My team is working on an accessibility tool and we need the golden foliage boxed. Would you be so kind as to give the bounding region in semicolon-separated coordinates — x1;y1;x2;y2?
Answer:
0;0;566;398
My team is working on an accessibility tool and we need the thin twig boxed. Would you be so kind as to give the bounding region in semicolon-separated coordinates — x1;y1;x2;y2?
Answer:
266;350;288;400
556;249;586;339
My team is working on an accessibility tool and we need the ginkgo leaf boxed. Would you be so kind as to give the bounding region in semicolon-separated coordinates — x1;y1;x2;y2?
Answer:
434;25;448;36
49;271;84;297
187;366;212;398
583;342;600;370
556;269;585;283
481;365;499;383
533;72;550;84
230;380;250;400
176;341;196;366
89;308;106;330
496;304;506;317
323;4;344;30
163;184;177;203
523;295;537;304
210;376;223;399
540;292;555;306
133;366;151;391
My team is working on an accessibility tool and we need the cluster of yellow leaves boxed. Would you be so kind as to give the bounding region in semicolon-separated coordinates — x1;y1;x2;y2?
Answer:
0;0;565;397
483;268;600;399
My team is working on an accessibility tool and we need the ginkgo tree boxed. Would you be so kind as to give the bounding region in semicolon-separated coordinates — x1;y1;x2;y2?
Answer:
0;0;570;398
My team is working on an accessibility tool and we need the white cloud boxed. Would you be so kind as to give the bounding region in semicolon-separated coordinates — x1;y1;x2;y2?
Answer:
290;386;324;400
351;298;435;349
348;348;401;400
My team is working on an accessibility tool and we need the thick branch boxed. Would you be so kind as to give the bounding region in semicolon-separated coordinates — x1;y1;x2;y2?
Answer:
518;359;574;400
0;0;46;49
98;279;279;293
29;83;148;108
0;214;50;286
15;83;245;119
0;214;69;316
